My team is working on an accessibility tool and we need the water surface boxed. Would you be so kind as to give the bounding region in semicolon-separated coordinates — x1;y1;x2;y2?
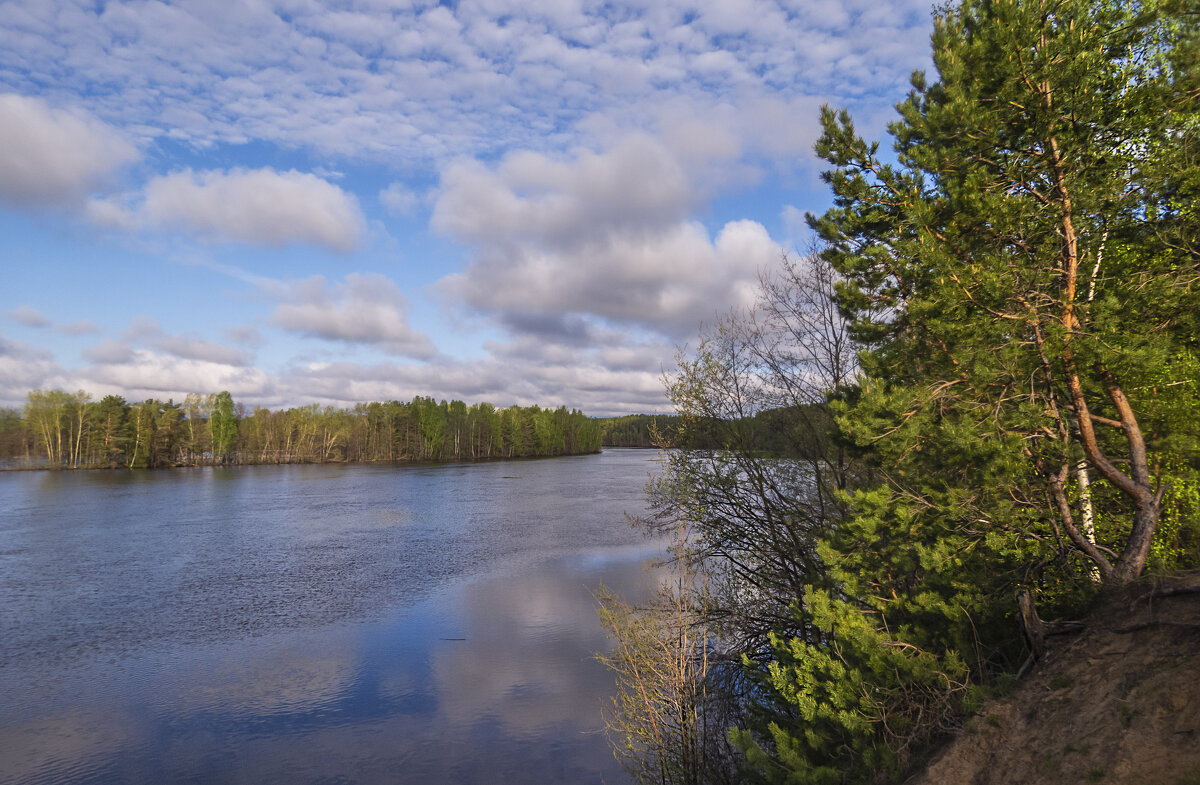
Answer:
0;449;664;784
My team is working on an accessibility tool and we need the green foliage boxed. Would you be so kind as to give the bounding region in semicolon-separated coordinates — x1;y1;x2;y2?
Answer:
2;389;603;469
734;588;971;785
733;0;1200;782
210;391;238;463
0;407;34;464
633;252;864;783
598;414;684;448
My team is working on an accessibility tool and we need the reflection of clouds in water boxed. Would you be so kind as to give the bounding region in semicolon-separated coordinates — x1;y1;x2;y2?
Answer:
0;452;665;784
429;554;660;736
0;709;137;784
0;552;661;785
153;643;358;719
569;539;671;571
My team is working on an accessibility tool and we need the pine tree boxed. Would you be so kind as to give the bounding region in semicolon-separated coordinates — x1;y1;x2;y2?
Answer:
737;1;1199;781
813;0;1198;583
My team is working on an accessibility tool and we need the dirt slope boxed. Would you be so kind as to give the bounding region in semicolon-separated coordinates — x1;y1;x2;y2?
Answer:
908;572;1200;785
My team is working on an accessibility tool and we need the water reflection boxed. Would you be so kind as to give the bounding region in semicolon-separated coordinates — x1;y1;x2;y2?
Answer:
1;548;660;785
0;450;665;784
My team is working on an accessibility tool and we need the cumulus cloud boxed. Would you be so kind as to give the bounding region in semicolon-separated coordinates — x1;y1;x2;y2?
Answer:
1;327;669;414
127;168;366;252
434;134;696;248
434;137;781;341
80;349;276;401
443;220;776;339
152;335;253;367
0;0;941;415
0;94;139;209
7;309;101;336
0;337;67;403
112;318;254;367
278;351;669;416
781;204;817;248
6;306;50;328
261;316;673;414
271;274;437;360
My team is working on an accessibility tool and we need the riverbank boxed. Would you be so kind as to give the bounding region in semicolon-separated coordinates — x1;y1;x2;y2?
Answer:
0;447;602;472
909;571;1200;785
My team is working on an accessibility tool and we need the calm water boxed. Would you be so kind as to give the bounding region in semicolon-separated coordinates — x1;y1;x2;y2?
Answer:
0;449;665;784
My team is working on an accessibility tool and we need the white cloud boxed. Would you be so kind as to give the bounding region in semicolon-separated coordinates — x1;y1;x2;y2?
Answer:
271;274;437;359
1;327;670;414
443;220;777;338
109;319;254;367
780;203;817;249
0;94;139;209
131;168;365;252
0;2;932;166
80;349;276;401
6;306;50;328
0;0;941;416
433;136;781;340
152;335;253;367
278;352;670;416
0;338;68;404
82;340;135;365
434;134;698;247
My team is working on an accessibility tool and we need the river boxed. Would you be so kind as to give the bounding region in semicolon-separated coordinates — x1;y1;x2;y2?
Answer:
0;448;665;784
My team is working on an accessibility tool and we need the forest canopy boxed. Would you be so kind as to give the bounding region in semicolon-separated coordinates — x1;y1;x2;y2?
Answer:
0;389;601;469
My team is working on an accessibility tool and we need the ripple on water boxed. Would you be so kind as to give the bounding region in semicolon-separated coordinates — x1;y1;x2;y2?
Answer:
0;450;663;785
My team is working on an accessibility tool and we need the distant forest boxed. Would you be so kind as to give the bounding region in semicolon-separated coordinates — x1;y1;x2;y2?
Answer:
597;414;681;448
0;389;602;469
597;407;835;456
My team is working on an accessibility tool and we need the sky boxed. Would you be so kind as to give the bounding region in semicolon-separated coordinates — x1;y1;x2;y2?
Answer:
0;0;935;416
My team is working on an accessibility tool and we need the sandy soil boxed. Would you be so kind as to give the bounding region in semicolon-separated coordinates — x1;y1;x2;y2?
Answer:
908;571;1200;785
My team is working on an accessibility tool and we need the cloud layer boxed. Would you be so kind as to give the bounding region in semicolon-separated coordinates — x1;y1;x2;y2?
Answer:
0;94;138;208
0;1;938;414
89;167;365;252
434;135;781;340
0;1;933;164
271;274;437;360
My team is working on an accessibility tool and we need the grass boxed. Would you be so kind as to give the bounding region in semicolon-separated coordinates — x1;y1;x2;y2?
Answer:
1118;701;1135;728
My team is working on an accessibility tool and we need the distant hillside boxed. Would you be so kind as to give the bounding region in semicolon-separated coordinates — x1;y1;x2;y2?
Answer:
910;572;1200;785
597;414;682;448
597;404;838;456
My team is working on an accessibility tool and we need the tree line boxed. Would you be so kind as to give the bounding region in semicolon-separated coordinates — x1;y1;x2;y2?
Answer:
0;389;602;469
599;1;1199;783
598;410;835;452
599;414;682;448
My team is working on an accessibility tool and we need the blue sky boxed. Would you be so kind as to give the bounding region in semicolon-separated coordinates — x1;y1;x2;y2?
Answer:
1;0;933;416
